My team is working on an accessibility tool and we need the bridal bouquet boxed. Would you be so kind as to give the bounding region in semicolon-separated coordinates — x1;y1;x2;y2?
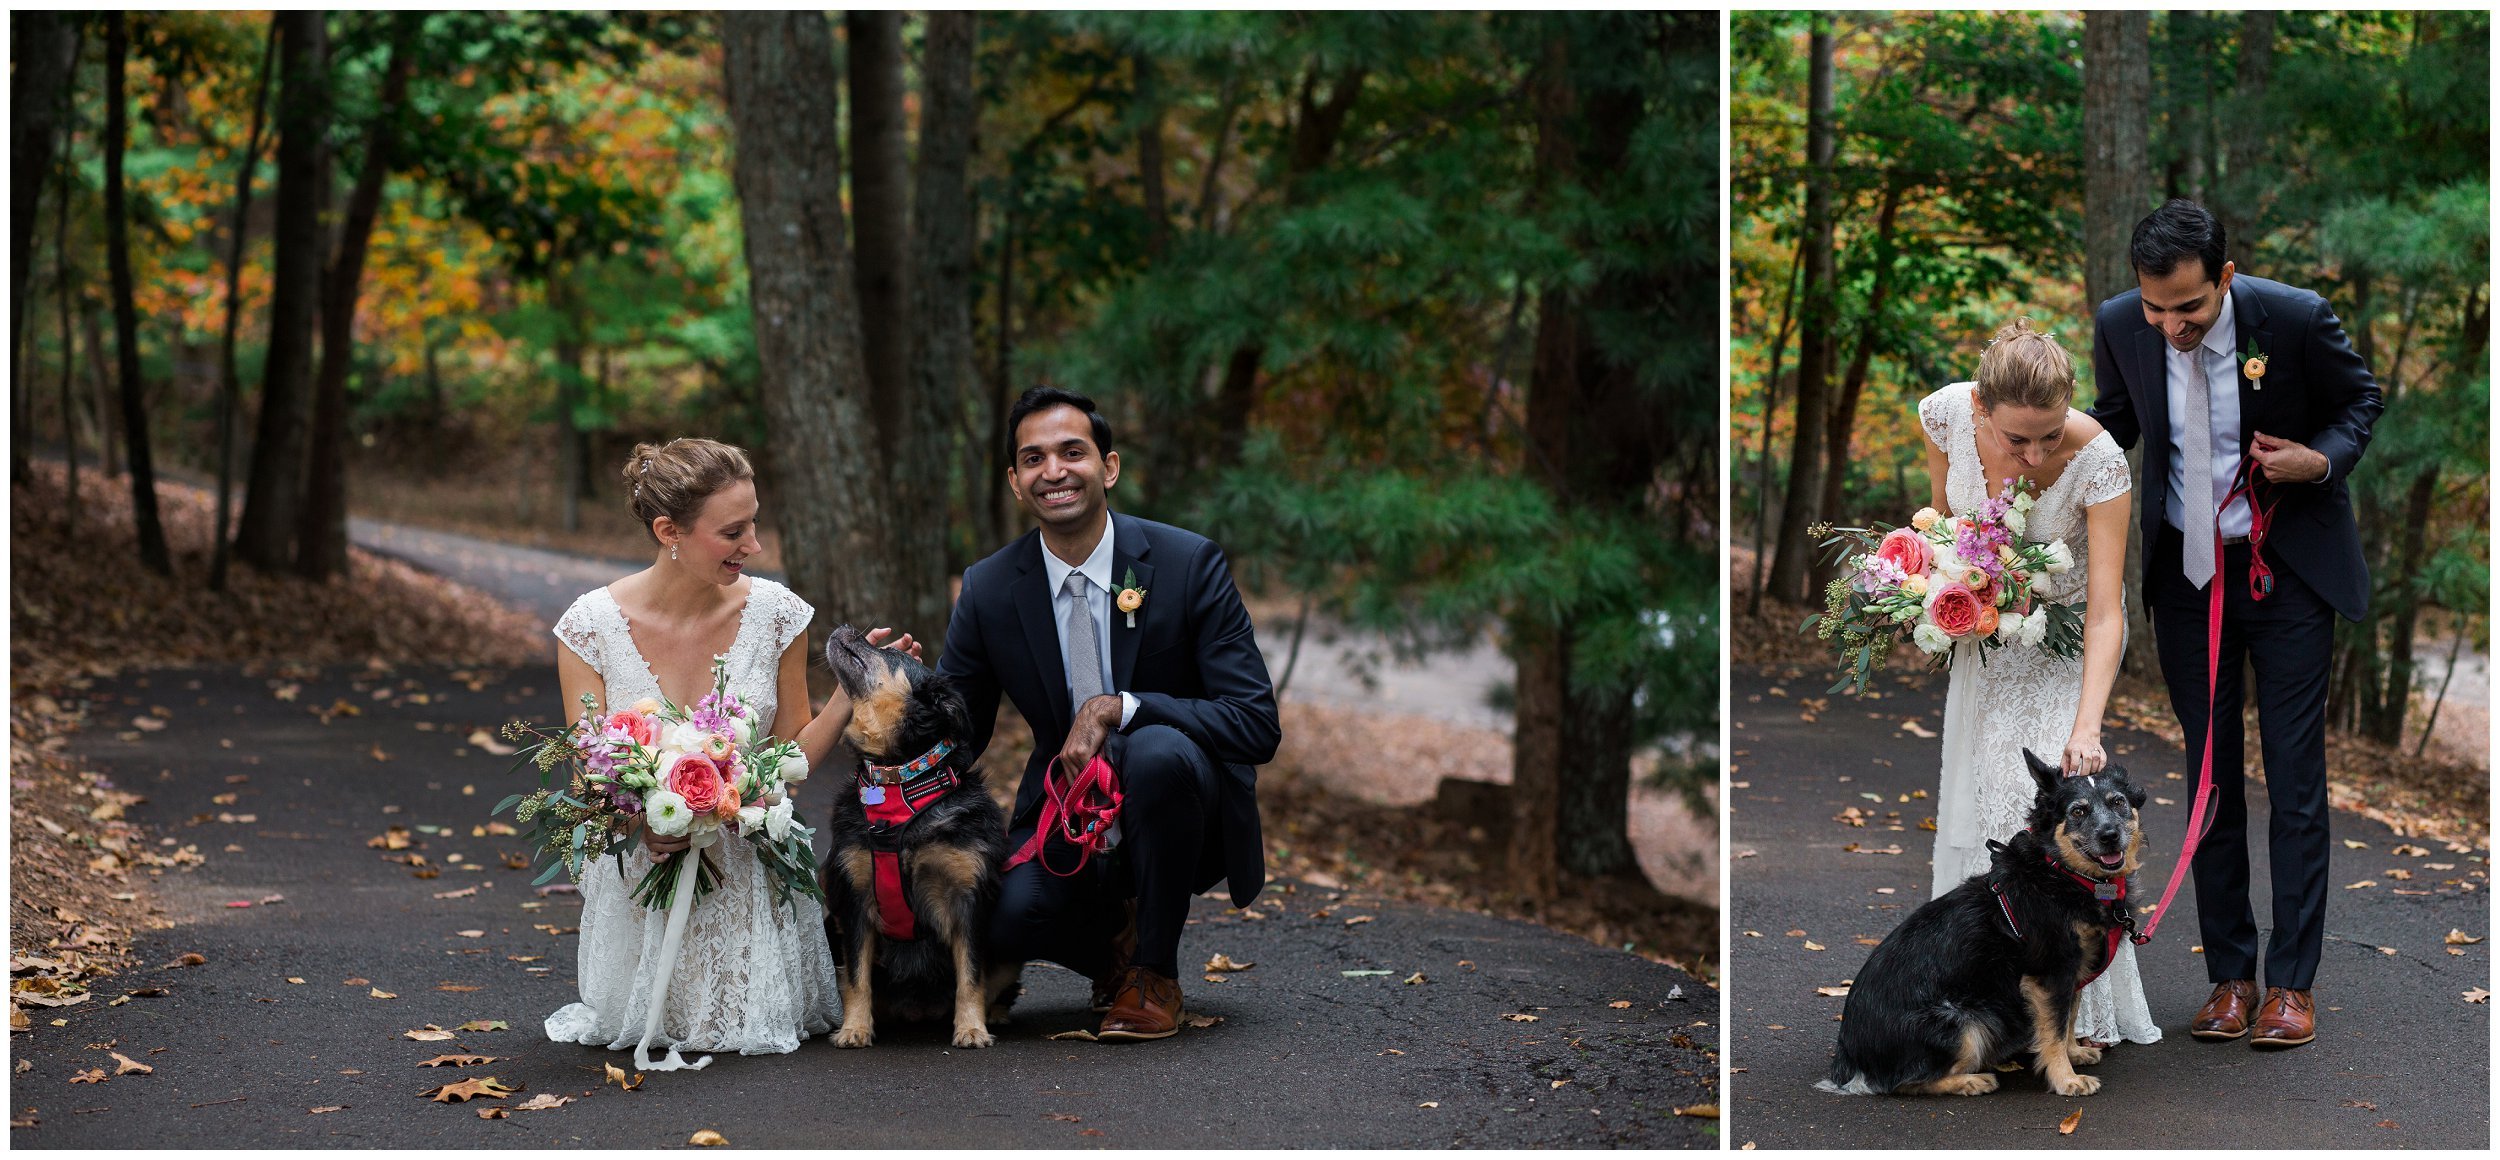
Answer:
495;654;822;912
1806;478;2086;695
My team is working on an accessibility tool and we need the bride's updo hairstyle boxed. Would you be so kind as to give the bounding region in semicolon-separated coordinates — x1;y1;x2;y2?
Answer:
622;438;754;543
1975;317;2076;412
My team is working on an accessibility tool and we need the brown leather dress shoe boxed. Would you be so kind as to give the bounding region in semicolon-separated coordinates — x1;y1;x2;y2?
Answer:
2191;979;2259;1041
2248;987;2316;1049
1096;966;1182;1042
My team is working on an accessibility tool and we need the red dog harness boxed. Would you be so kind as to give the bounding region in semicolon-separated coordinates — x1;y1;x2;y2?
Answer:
857;740;958;941
1004;754;1123;878
1989;851;2130;991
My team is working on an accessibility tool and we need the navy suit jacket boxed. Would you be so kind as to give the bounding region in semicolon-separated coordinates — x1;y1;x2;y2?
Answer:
938;511;1279;908
2086;273;2382;621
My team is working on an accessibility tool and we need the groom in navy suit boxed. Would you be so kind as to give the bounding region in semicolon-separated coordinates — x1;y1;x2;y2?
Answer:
939;386;1280;1041
2088;199;2382;1051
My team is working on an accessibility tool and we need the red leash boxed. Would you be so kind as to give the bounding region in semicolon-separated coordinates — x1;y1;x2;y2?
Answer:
2133;456;2280;945
1004;754;1124;878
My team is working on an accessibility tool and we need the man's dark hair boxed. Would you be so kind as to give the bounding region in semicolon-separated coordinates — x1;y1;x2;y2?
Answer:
2129;198;2228;284
1006;385;1115;458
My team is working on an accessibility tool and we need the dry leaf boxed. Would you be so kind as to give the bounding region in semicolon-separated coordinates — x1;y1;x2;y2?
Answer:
1802;941;1827;952
109;1051;152;1076
436;984;482;993
467;729;517;757
689;1129;728;1147
1672;1105;1719;1118
1784;929;1806;937
1202;973;1227;984
1344;915;1375;926
2385;869;2414;881
1608;1000;1633;1009
422;1076;518;1102
1500;1013;1539;1023
2058;1109;2083;1135
368;988;397;1000
1079;1129;1105;1138
454;930;485;939
455;1020;509;1032
1550;1079;1570;1089
477;1106;508;1120
2444;929;2483;946
403;1025;457;1042
69;1068;106;1084
2344;880;2377;890
2342;840;2368;850
1203;953;1254;972
1047;1029;1100;1042
1418;1101;1439;1108
1403;971;1427;985
603;1062;644;1090
1183;1014;1224;1029
433;886;478;900
1899;720;1936;738
2464;988;2490;1004
513;1094;571;1111
1814;985;1851;997
308;1106;345;1114
418;1055;497;1068
1045;1112;1083;1122
367;828;413;851
285;977;305;985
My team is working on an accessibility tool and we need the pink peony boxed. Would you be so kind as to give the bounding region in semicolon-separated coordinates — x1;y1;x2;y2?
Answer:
664;752;726;816
1927;582;1984;638
1874;527;1932;578
605;710;656;748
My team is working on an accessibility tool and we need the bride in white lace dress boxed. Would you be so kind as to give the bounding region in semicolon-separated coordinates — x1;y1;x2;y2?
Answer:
544;438;912;1057
1917;319;2159;1048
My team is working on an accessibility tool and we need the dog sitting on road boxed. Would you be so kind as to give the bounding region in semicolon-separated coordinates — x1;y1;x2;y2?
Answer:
819;624;1016;1048
1818;748;2146;1097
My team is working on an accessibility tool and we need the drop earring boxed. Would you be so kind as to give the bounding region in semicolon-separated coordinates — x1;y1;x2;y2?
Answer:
670;543;679;561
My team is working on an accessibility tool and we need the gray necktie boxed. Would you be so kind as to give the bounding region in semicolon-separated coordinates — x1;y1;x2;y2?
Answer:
2177;344;2217;588
1062;572;1105;708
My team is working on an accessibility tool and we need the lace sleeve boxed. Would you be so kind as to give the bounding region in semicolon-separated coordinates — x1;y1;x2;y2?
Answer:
1918;386;1957;450
2079;436;2134;507
766;581;816;658
552;594;603;671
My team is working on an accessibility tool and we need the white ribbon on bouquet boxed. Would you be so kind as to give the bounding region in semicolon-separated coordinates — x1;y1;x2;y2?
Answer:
633;827;719;1073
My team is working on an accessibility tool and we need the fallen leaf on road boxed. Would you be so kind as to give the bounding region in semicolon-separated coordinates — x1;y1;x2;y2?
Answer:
433;886;478;900
1344;915;1375;926
1203;973;1227;983
109;1052;151;1076
422;1076;518;1103
2375;1120;2399;1129
1079;1129;1105;1137
1784;929;1806;937
419;1055;496;1068
2464;988;2490;1004
286;977;305;985
1501;1014;1539;1023
1183;1014;1223;1029
1341;970;1393;978
507;955;542;963
1814;986;1850;997
603;1063;643;1090
2445;929;2483;946
476;1106;507;1119
2343;1099;2378;1111
369;744;392;763
1204;954;1254;972
2058;1110;2082;1135
1404;972;1427;985
403;1026;457;1042
436;984;482;993
689;1129;727;1146
2392;843;2431;857
1418;1102;1439;1108
2344;880;2377;890
1045;1112;1082;1122
1380;1049;1404;1055
368;988;397;1000
1608;1000;1632;1009
467;730;517;757
456;1020;509;1032
1899;720;1935;738
69;1068;105;1084
513;1094;571;1111
1047;1030;1099;1042
2342;840;2368;850
2385;869;2413;881
1672;1105;1718;1118
309;1106;345;1114
368;828;412;851
1854;937;1882;946
1802;941;1827;952
178;953;207;967
454;930;485;939
1550;1079;1569;1089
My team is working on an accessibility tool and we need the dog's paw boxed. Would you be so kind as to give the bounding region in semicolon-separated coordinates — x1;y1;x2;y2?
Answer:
2049;1072;2101;1097
833;1025;876;1049
1942;1072;1998;1096
952;1023;996;1049
2068;1042;2105;1067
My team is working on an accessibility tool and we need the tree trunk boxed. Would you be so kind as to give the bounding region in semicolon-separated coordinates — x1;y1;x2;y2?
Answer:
2216;12;2275;249
82;296;118;478
1746;240;1804;617
847;10;911;443
236;11;329;573
1766;16;1836;606
909;10;980;605
723;11;915;638
104;12;170;575
13;11;80;484
210;19;276;592
298;19;414;581
55;113;82;533
2083;12;2151;311
1816;179;1903;535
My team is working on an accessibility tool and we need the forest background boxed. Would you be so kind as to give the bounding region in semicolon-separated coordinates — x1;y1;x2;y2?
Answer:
8;11;1717;962
1730;10;2490;838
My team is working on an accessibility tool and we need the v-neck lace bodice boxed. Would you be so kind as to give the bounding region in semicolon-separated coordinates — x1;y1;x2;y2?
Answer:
1923;382;2132;604
554;579;810;734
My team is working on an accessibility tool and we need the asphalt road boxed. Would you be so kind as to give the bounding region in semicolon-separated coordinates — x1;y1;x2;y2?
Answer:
1726;662;2490;1150
10;664;1714;1148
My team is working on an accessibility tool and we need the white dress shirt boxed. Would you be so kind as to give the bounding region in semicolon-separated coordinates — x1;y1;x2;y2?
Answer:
2164;290;2253;538
1038;512;1138;729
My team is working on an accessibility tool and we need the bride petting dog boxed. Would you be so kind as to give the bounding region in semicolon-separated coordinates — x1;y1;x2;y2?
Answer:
1818;198;2381;1096
542;386;1279;1060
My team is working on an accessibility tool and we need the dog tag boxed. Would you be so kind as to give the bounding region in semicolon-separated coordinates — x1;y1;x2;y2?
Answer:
2093;882;2120;902
859;785;887;806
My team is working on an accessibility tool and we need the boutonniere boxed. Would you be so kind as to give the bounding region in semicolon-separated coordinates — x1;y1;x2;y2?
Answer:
1116;567;1147;629
2240;337;2268;388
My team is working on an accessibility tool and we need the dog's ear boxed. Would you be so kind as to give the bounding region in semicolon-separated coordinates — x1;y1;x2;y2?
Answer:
931;672;973;747
2023;748;2063;797
2108;765;2146;809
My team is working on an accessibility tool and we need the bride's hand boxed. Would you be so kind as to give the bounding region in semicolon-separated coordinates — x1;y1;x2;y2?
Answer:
2062;731;2106;776
864;626;924;664
641;827;692;857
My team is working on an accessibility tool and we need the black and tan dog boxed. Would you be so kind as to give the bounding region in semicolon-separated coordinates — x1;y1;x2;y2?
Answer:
819;624;1017;1049
1818;749;2146;1097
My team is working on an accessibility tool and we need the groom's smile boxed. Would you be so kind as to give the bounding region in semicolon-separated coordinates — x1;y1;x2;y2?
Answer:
2137;260;2235;352
1009;402;1120;540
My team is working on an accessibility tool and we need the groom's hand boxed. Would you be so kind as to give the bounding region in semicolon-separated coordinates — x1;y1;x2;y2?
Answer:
1056;694;1125;780
2250;432;2328;484
864;626;924;664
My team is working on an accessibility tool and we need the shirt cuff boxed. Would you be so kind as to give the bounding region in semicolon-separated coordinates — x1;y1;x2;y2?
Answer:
1118;691;1139;731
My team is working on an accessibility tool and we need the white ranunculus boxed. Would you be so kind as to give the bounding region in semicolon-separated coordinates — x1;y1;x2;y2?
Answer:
765;797;794;842
736;804;767;834
1913;622;1952;655
2004;507;2027;537
645;790;692;837
2044;540;2075;574
662;722;710;755
1995;610;2027;644
2019;610;2051;648
1931;543;1966;579
2012;490;2036;514
778;750;810;785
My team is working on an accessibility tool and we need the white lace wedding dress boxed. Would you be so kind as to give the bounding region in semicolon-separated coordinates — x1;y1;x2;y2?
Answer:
543;577;840;1055
1919;383;2160;1047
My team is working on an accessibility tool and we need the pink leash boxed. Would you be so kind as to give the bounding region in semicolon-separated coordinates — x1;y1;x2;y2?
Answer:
2134;456;2278;945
